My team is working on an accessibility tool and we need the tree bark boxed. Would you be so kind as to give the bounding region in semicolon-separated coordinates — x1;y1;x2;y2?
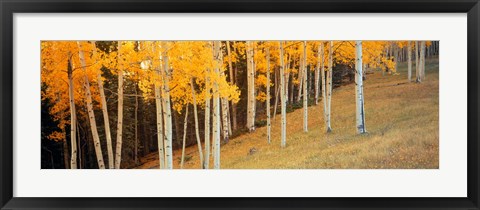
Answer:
67;53;78;169
315;43;322;105
279;42;287;148
326;41;333;132
246;41;256;132
161;42;173;169
180;105;189;169
155;63;165;169
407;41;412;82
420;41;426;81
226;41;238;131
302;41;308;132
355;41;367;134
204;70;211;169
190;78;204;168
114;41;124;169
266;47;271;144
213;41;222;169
77;41;105;169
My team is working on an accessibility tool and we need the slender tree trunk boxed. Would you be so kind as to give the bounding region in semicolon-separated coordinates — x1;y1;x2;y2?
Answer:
94;57;114;169
326;41;333;132
407;41;412;82
77;41;105;169
279;42;287;148
297;56;304;103
213;41;222;169
246;41;256;132
204;70;211;169
321;42;328;129
285;54;291;104
302;41;308;132
155;66;165;169
394;44;398;72
134;83;139;166
180;105;189;169
220;43;229;143
416;41;420;82
114;41;124;169
190;78;204;168
355;41;367;134
420;41;426;81
226;41;238;131
161;42;173;169
273;66;280;119
315;43;322;105
67;54;78;169
266;47;271;144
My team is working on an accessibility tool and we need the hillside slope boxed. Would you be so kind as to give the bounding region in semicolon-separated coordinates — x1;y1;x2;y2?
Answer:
137;59;439;169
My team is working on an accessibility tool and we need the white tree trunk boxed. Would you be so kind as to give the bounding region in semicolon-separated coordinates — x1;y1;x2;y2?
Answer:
114;41;124;169
190;78;204;168
155;67;165;169
220;44;229;143
420;41;426;81
92;43;114;169
326;41;333;132
246;41;256;132
315;43;322;105
415;41;420;82
77;41;105;169
279;42;287;148
204;70;211;169
226;41;238;131
266;47;271;144
297;57;304;103
180;105;189;169
407;41;412;82
161;42;173;169
355;41;367;134
213;41;222;169
67;54;77;169
302;41;308;132
321;42;328;129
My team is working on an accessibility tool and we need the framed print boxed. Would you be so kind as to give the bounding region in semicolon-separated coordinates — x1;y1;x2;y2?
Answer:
1;0;479;209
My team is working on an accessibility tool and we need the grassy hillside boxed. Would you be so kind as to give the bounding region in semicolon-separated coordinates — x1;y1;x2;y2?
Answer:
138;58;439;169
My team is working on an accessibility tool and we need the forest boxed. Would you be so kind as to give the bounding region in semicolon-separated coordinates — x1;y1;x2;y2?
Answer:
41;40;439;169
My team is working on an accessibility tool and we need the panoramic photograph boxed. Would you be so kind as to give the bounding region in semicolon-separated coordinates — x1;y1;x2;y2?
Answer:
41;40;439;169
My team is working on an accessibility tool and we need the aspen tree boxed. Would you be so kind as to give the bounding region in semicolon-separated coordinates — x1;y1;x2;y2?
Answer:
355;41;367;134
326;41;333;132
190;78;204;168
180;105;189;169
204;69;211;169
114;41;125;169
92;42;114;169
226;41;238;131
67;53;78;169
302;41;308;132
153;43;165;169
161;41;173;169
407;41;412;82
416;41;420;82
266;47;271;144
321;42;328;129
280;42;287;148
77;41;105;169
420;41;426;81
220;43;229;143
213;41;221;169
246;41;256;132
315;42;322;105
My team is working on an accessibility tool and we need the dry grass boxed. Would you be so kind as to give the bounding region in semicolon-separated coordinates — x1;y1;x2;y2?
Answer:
138;58;439;169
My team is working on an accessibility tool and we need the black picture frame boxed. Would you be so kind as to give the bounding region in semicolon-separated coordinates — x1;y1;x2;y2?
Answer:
1;0;479;209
